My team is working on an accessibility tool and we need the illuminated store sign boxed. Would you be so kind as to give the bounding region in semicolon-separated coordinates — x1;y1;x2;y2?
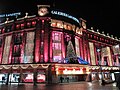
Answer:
0;12;21;18
51;10;80;23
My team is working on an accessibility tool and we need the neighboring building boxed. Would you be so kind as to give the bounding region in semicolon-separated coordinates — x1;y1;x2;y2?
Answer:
0;4;119;84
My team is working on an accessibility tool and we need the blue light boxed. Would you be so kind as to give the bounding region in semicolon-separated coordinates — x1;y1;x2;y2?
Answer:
0;12;21;18
51;10;80;23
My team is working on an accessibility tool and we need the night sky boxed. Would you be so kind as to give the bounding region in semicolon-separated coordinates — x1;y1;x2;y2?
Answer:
0;0;120;38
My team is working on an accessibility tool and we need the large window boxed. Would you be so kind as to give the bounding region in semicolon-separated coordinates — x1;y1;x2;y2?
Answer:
12;57;20;64
24;32;35;63
23;73;33;82
52;32;62;62
13;45;21;54
4;25;12;33
22;71;45;83
75;37;80;57
14;33;22;45
2;35;12;64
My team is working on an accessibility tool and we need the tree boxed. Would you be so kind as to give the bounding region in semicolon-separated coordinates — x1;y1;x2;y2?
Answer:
66;41;78;64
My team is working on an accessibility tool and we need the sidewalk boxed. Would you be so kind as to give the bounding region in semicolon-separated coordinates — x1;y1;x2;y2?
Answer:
58;81;88;84
0;81;118;90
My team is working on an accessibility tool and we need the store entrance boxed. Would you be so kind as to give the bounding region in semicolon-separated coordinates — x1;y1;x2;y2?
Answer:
58;74;87;83
0;73;7;83
9;73;20;83
0;73;20;84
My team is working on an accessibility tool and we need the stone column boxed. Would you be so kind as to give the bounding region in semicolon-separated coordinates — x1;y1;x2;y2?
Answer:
6;72;10;85
46;65;52;84
33;69;37;86
19;68;23;83
51;65;58;83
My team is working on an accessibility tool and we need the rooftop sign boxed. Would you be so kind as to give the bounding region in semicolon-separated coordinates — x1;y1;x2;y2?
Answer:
51;10;80;23
0;12;21;18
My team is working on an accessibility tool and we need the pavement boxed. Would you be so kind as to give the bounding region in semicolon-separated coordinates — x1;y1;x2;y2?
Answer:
0;81;119;90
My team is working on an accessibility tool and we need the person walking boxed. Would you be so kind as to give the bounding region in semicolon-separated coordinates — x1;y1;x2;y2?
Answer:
60;76;63;83
116;75;120;90
66;77;69;83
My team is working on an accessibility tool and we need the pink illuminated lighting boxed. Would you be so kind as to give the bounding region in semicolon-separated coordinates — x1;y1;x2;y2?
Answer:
37;74;45;82
52;32;62;62
35;39;40;62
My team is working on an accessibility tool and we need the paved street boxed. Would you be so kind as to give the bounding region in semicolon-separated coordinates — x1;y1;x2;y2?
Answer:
0;82;119;90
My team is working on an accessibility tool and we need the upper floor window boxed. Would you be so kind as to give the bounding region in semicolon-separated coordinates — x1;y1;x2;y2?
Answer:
27;22;31;28
32;21;36;27
13;45;21;57
14;33;22;45
12;57;20;64
4;25;12;33
52;32;62;62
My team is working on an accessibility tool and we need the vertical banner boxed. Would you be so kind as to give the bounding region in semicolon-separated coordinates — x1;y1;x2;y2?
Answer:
89;42;96;65
75;37;80;57
101;47;108;56
24;32;35;63
2;35;12;64
112;45;120;55
101;47;112;66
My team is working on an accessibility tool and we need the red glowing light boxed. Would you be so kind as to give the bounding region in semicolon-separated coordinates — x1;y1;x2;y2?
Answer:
58;67;65;70
16;24;20;29
21;23;24;27
67;68;73;70
74;68;80;70
42;20;44;23
82;68;86;71
32;21;36;25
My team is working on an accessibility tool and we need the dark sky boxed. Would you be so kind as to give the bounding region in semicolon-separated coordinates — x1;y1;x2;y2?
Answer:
0;0;120;38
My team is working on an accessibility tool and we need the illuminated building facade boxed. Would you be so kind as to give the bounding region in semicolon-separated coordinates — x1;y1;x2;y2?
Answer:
0;5;120;84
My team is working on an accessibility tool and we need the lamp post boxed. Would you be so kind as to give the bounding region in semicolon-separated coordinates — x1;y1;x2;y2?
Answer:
97;48;105;85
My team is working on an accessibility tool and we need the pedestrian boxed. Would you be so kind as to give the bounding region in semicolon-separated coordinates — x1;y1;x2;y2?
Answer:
2;76;5;84
2;77;4;84
18;77;20;85
66;77;69;83
101;79;106;86
60;76;63;83
116;75;120;90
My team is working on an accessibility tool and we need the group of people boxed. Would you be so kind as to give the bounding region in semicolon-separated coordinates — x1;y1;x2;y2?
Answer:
60;76;69;83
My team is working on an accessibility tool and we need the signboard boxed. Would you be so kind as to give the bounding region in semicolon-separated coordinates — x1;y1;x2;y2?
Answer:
0;12;21;18
51;10;80;23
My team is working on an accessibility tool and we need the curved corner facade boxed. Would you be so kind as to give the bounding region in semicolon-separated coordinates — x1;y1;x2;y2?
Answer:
0;5;119;84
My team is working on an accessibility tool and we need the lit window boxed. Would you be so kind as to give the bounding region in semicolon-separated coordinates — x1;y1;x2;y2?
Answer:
21;23;24;29
27;22;31;27
57;22;63;28
51;22;57;27
32;21;36;27
52;32;62;62
67;25;72;30
16;24;20;29
63;24;67;29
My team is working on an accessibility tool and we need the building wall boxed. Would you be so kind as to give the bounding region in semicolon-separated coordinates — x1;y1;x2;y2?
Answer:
89;42;96;65
0;16;120;67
